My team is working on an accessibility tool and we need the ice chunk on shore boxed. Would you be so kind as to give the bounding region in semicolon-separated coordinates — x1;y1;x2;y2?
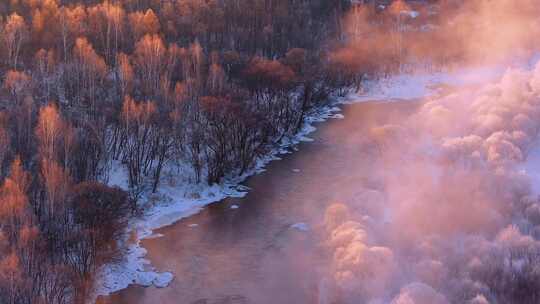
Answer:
153;272;174;288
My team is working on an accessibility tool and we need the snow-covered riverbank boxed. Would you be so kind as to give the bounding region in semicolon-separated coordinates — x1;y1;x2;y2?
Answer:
91;94;352;300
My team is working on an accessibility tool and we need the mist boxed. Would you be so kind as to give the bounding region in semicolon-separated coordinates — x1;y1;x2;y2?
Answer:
318;1;540;303
333;0;540;73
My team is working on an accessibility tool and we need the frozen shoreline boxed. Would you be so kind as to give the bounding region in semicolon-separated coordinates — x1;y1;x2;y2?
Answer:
90;93;355;301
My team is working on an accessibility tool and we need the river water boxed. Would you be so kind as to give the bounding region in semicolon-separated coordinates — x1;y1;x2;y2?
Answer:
100;100;420;304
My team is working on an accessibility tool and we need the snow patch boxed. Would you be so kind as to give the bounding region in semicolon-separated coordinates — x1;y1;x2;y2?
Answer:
153;272;174;288
401;10;420;19
144;233;164;239
291;222;310;231
352;65;507;102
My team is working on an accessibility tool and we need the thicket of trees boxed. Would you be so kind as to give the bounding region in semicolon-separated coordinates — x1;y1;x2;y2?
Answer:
0;0;356;303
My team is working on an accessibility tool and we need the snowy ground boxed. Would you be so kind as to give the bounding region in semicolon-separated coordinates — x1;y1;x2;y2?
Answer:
350;60;540;102
351;66;503;101
92;57;540;302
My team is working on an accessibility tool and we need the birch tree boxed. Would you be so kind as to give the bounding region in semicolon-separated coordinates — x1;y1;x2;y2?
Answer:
3;13;28;69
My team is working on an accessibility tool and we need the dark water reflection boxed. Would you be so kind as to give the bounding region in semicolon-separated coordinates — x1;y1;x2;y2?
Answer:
100;100;420;304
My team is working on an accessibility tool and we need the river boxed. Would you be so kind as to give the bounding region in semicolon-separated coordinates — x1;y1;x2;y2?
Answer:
99;99;421;304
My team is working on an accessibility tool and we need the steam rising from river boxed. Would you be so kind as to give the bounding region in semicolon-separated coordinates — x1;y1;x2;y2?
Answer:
321;58;540;304
334;0;540;71
319;2;540;303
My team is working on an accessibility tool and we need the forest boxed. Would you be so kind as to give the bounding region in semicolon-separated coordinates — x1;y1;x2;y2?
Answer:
0;0;495;302
0;0;366;303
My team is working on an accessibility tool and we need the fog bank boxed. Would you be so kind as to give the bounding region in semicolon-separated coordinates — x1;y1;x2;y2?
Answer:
321;58;540;303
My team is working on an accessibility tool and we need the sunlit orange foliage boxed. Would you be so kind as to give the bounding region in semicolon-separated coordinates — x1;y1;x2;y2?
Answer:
3;12;28;68
389;0;411;16
0;251;20;281
35;103;64;161
40;158;71;219
133;34;166;95
128;9;160;41
121;95;156;126
3;70;31;102
117;52;134;96
0;158;30;231
73;37;108;78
